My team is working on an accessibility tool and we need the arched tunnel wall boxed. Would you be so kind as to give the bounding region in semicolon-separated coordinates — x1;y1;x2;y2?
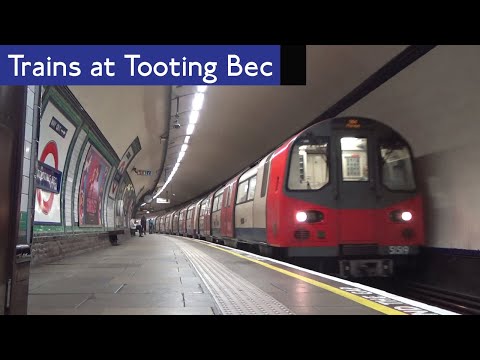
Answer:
340;45;480;294
31;87;136;265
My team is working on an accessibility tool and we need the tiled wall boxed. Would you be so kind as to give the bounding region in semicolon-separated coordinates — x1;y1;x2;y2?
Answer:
64;129;87;227
19;86;40;244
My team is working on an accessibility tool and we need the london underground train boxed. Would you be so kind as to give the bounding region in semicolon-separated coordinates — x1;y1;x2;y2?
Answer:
157;117;424;278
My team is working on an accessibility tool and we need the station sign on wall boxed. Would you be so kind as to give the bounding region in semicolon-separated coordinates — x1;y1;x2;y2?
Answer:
156;197;170;204
35;161;62;194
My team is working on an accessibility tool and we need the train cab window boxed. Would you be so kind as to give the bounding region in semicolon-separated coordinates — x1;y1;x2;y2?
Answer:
236;180;249;203
341;137;369;181
247;176;257;200
288;135;329;190
187;209;192;220
380;139;416;191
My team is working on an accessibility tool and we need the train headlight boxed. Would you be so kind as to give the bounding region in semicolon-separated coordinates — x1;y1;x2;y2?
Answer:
401;211;412;221
296;211;307;222
390;210;413;222
296;210;324;223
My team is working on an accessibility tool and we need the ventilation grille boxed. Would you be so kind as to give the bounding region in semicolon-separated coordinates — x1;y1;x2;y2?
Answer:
294;230;310;240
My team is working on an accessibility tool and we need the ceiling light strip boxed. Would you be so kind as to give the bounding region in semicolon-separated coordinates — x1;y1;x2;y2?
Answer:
153;85;207;199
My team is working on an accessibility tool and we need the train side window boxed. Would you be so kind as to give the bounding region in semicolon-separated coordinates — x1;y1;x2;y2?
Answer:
218;192;223;210
341;137;368;182
380;139;416;191
247;176;257;200
288;136;329;190
236;180;249;203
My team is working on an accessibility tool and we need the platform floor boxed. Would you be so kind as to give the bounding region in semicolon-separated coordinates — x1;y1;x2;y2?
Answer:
28;234;457;315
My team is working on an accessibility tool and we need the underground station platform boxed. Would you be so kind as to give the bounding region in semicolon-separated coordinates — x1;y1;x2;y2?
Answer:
27;235;456;315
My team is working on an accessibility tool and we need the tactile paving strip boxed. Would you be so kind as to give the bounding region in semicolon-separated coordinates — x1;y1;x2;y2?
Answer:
178;242;294;315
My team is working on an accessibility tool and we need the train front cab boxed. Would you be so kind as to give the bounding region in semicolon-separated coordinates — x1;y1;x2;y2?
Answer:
267;117;424;278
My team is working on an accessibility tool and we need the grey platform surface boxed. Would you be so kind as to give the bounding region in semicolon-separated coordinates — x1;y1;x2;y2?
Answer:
28;234;386;315
28;234;219;315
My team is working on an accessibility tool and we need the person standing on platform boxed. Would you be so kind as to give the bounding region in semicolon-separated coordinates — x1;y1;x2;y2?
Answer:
149;219;154;234
129;218;137;236
141;215;147;236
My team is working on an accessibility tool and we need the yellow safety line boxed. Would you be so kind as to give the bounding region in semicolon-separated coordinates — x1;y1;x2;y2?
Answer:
202;242;406;315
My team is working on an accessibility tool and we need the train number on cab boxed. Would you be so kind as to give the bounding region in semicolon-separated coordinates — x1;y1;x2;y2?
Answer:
388;246;409;255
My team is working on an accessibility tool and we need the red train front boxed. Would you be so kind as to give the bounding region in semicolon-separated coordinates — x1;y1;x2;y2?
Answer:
265;117;424;277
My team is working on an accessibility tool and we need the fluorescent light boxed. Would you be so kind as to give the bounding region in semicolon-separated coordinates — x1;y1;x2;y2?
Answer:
189;110;199;124
186;124;195;135
141;203;146;206
192;93;204;111
151;90;207;200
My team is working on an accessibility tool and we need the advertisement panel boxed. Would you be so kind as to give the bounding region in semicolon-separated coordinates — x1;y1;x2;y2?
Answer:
78;146;111;226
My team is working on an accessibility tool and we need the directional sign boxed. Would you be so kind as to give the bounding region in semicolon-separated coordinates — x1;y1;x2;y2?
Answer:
135;169;152;176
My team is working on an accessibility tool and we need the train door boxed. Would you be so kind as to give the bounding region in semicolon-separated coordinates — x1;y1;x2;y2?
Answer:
198;199;207;238
235;167;258;242
333;129;377;244
211;190;223;239
193;200;202;238
223;179;238;238
220;185;229;237
252;155;272;243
